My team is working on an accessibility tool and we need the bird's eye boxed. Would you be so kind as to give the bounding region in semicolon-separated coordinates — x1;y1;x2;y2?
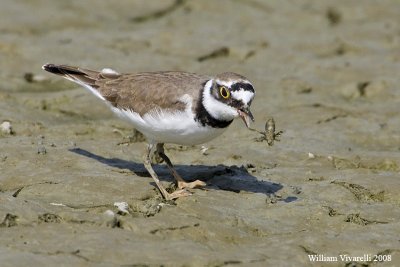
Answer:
219;86;230;99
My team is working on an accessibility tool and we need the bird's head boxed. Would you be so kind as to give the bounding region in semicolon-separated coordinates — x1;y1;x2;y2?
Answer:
203;72;255;127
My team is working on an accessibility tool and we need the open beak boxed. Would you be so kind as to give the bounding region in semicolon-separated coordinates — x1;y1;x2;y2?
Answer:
237;107;254;128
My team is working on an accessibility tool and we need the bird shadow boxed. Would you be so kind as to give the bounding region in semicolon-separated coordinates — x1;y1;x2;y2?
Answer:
69;148;287;198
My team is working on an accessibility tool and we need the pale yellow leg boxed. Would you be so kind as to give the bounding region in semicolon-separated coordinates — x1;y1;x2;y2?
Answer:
143;143;191;200
156;143;206;190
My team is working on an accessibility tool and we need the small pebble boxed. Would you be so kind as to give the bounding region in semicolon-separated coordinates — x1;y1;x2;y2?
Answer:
244;163;256;173
200;146;209;155
266;194;279;204
114;202;130;214
24;73;50;83
37;146;47;155
0;121;13;135
291;186;302;195
49;203;66;207
308;152;315;159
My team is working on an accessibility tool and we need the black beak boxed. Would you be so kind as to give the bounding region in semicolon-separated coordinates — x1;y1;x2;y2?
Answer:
237;107;254;128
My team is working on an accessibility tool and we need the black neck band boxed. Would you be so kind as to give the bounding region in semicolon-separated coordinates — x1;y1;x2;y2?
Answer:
195;82;233;128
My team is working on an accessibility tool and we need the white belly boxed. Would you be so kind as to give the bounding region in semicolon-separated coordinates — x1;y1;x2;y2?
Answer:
111;107;228;145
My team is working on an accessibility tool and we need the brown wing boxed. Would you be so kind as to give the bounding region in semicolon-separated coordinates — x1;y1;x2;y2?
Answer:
97;71;210;115
42;64;210;116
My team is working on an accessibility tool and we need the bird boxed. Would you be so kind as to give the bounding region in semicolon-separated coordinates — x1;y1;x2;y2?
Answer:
42;63;255;200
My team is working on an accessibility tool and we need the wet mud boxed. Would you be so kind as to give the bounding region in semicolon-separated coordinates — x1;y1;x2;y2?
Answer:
1;0;400;266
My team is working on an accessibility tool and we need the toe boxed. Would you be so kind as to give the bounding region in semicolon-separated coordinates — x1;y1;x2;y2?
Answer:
168;188;192;200
178;180;207;189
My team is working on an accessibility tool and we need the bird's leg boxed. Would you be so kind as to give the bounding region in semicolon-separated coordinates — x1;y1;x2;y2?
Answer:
156;143;206;189
143;143;190;200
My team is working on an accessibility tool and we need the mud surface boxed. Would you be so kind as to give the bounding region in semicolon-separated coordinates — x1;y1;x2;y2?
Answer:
1;1;400;266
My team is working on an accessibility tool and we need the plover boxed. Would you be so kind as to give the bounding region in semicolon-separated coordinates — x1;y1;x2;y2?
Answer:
42;64;255;200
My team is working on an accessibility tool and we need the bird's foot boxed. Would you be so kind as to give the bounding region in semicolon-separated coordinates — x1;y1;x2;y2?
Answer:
165;188;192;200
178;179;207;190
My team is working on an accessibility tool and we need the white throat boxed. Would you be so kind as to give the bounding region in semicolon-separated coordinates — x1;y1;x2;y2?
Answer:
202;79;238;121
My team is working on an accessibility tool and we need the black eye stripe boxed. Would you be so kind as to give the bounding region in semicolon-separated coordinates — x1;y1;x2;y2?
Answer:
230;99;243;108
230;82;254;93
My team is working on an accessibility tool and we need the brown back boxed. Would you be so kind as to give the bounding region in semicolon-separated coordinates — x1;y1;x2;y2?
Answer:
96;71;210;115
43;64;210;116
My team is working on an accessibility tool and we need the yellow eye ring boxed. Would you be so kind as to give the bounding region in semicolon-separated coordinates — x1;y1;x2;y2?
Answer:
219;86;230;99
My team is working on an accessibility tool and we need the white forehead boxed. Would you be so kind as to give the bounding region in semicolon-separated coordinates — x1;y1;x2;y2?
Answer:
231;88;254;106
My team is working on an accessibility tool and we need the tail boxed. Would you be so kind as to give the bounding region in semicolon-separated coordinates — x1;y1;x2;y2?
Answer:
42;63;120;101
42;63;100;86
